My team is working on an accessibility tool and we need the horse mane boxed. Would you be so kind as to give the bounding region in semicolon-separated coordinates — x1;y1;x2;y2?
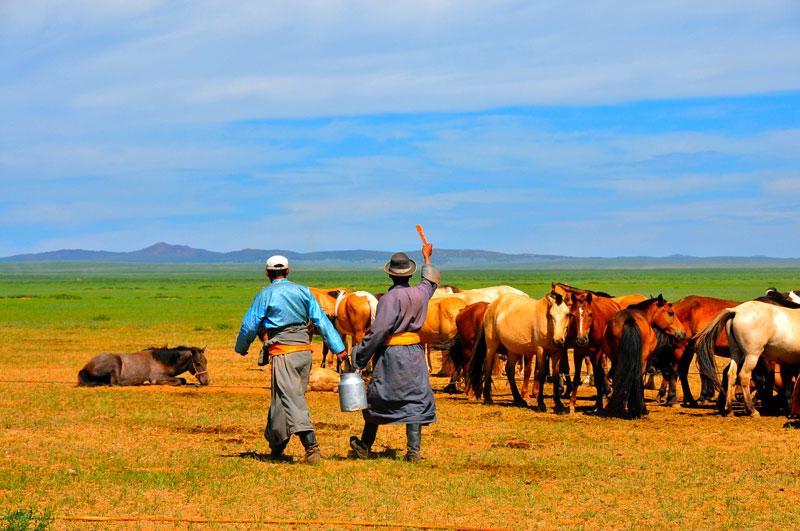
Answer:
759;288;800;309
626;297;662;311
440;284;462;293
552;282;613;298
149;346;193;365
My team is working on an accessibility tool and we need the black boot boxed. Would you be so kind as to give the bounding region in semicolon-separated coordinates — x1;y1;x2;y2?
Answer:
269;438;289;461
404;423;422;463
298;431;320;465
350;422;378;459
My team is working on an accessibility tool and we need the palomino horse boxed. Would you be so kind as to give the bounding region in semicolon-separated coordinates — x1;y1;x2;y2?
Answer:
469;292;571;412
695;300;800;418
612;294;647;309
442;301;491;395
551;283;621;413
78;346;209;386
602;296;686;419
334;291;378;371
309;287;350;370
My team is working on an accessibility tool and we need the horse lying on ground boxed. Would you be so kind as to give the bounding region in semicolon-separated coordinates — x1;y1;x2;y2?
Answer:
78;346;209;386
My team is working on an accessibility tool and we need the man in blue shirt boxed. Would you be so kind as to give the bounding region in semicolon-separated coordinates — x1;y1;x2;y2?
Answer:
236;255;345;464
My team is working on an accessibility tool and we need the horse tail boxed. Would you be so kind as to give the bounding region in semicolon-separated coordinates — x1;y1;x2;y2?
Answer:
604;317;645;419
439;336;462;378
790;377;800;417
467;326;487;396
694;309;733;392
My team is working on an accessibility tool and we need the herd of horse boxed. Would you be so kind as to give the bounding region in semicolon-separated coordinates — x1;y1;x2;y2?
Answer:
76;280;800;421
309;282;800;420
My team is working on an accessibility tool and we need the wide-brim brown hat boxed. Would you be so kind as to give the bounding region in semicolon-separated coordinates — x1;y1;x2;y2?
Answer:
384;252;417;276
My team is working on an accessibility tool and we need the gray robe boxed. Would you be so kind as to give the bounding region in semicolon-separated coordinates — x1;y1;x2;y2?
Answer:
350;264;440;425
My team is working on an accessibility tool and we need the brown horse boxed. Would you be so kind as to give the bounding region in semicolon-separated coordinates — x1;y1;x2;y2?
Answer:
334;291;378;371
612;294;648;309
78;346;209;386
654;295;740;406
551;283;621;413
469;292;571;412
309;287;350;370
442;301;491;395
419;296;471;374
602;296;686;418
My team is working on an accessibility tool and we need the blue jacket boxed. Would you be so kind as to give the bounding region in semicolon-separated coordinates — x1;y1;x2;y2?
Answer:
235;278;345;355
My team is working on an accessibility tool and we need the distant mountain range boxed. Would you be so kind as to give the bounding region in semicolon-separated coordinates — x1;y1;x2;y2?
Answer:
2;242;799;269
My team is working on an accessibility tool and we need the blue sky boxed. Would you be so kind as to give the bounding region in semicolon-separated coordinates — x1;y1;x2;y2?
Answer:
1;1;799;257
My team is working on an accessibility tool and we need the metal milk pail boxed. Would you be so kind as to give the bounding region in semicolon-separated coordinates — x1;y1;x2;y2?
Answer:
338;371;368;411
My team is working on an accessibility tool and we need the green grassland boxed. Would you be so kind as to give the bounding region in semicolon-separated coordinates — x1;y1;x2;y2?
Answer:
2;264;800;530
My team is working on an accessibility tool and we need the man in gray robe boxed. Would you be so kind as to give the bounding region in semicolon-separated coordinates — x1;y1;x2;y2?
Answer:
342;243;440;462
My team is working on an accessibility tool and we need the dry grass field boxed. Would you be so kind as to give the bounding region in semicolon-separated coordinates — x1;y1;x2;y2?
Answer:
2;265;800;530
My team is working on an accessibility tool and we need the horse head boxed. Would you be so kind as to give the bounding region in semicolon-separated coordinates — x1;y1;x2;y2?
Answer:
546;291;571;347
189;346;210;385
571;292;593;347
651;295;686;342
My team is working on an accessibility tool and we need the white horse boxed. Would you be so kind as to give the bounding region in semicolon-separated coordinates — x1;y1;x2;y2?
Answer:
695;300;800;417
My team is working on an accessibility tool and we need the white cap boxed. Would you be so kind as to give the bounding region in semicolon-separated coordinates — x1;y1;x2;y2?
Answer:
265;255;289;270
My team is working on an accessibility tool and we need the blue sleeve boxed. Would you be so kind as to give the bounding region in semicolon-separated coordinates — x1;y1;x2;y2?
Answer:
235;292;266;355
306;288;346;353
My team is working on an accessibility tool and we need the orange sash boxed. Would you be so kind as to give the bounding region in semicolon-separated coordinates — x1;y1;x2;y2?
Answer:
269;344;312;357
383;332;421;346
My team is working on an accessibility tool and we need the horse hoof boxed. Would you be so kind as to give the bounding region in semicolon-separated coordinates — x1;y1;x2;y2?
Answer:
535;404;546;413
720;409;731;417
670;402;681;409
443;384;459;394
513;400;529;408
554;406;568;415
483;398;494;405
750;410;761;419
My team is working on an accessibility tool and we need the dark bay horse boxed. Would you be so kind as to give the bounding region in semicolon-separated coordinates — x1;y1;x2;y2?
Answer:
602;296;686;419
78;346;209;386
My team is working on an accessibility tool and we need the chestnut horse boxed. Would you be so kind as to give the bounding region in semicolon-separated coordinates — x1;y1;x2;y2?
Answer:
602;296;686;419
309;287;350;370
78;346;209;386
654;295;740;406
469;292;571;412
551;283;621;413
334;291;378;371
442;301;491;396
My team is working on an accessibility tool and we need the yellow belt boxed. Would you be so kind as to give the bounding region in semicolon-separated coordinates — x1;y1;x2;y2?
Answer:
269;344;312;357
383;332;421;346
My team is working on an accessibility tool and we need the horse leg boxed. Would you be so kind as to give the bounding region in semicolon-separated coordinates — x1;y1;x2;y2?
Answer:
482;335;498;405
560;353;572;399
426;344;433;375
738;354;762;418
592;354;606;412
570;350;585;414
677;345;698;406
656;368;669;402
722;360;737;415
522;354;533;402
667;362;679;407
551;350;567;414
321;343;328;369
506;354;527;407
534;350;547;412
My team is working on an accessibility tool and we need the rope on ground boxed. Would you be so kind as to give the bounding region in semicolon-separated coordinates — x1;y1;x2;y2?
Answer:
54;515;512;531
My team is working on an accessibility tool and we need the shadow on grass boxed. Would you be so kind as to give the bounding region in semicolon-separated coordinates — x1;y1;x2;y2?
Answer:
221;448;403;463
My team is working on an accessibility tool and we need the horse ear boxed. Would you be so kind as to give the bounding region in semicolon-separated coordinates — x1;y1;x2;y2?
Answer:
586;292;593;304
657;294;664;305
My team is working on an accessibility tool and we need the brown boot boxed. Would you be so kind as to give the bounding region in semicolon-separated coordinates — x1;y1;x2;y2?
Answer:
299;431;321;465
